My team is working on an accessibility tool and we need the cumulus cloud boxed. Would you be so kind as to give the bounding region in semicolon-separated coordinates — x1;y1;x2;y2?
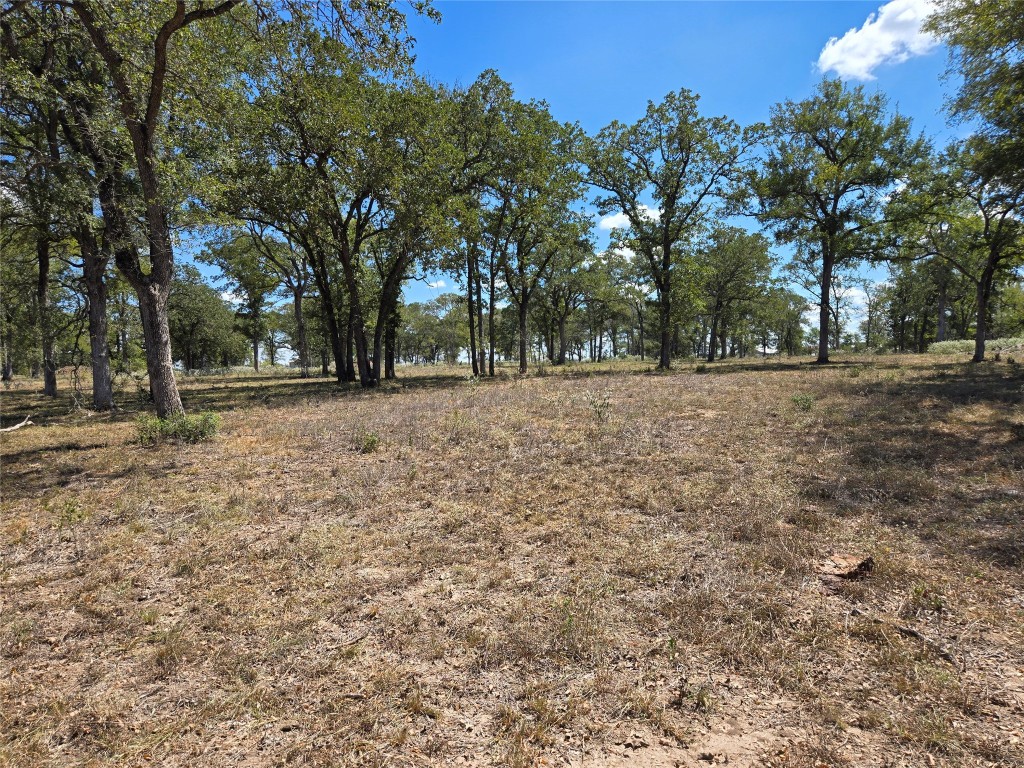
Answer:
597;205;659;231
817;0;938;81
427;279;446;290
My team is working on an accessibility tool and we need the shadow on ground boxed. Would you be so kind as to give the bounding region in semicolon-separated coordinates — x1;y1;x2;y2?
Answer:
798;365;1023;569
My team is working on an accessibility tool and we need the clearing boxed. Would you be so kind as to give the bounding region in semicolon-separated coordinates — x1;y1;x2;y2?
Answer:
1;356;1022;767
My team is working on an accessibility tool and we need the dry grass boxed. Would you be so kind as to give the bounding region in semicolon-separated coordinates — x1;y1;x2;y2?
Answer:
1;355;1022;767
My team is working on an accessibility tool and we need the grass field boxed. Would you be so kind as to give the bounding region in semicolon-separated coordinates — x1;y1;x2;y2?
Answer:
2;356;1022;767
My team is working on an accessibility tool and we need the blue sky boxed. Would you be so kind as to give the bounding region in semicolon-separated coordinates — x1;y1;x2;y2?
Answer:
400;0;956;305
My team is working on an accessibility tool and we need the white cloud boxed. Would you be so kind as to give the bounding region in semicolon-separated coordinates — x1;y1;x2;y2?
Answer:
614;246;638;262
598;205;659;231
427;279;446;290
598;211;631;230
817;0;938;81
221;291;241;305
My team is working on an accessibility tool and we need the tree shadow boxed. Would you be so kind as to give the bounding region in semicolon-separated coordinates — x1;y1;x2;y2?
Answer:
797;365;1023;569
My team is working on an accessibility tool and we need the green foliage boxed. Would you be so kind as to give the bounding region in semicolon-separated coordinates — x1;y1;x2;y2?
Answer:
355;430;381;454
585;390;612;423
587;88;749;367
56;500;88;528
791;393;815;412
137;412;221;446
198;233;283;369
168;266;249;370
397;295;469;364
755;78;929;360
927;0;1024;183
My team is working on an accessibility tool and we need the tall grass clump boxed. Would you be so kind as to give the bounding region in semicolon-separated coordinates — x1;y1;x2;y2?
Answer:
137;412;221;445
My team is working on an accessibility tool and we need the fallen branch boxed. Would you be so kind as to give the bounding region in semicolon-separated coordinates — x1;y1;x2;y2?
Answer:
0;414;34;433
850;607;964;671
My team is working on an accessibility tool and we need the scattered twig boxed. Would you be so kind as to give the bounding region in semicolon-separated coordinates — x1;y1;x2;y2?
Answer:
850;607;964;671
0;414;34;432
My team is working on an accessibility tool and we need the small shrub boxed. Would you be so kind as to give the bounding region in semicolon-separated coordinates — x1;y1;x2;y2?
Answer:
137;412;220;445
694;363;708;373
442;410;472;445
357;430;381;454
791;393;815;412
56;500;88;528
585;390;611;423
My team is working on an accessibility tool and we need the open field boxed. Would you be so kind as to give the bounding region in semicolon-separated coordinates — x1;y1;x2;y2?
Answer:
2;356;1023;767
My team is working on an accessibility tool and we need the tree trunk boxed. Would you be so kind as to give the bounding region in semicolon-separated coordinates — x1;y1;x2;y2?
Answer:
488;262;496;377
518;301;529;374
305;250;345;382
637;310;645;361
557;316;567;365
657;290;671;369
137;284;183;418
816;252;833;364
293;288;310;378
321;349;329;376
344;306;356;382
338;250;372;386
972;259;996;363
80;229;114;410
37;238;57;397
707;311;720;362
384;305;397;380
252;336;260;372
476;267;486;375
936;283;947;343
467;250;479;376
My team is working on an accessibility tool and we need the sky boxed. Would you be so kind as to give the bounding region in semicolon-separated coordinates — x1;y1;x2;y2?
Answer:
397;0;958;311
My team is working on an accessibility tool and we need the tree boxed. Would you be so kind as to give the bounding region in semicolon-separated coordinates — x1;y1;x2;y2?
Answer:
491;102;587;374
48;0;248;416
199;233;281;372
854;278;887;351
542;239;591;365
754;78;928;363
587;89;749;369
245;224;314;377
697;226;774;362
927;0;1024;184
167;265;246;371
212;15;455;387
754;287;807;356
605;248;653;361
0;7;83;398
6;0;433;412
896;139;1024;360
